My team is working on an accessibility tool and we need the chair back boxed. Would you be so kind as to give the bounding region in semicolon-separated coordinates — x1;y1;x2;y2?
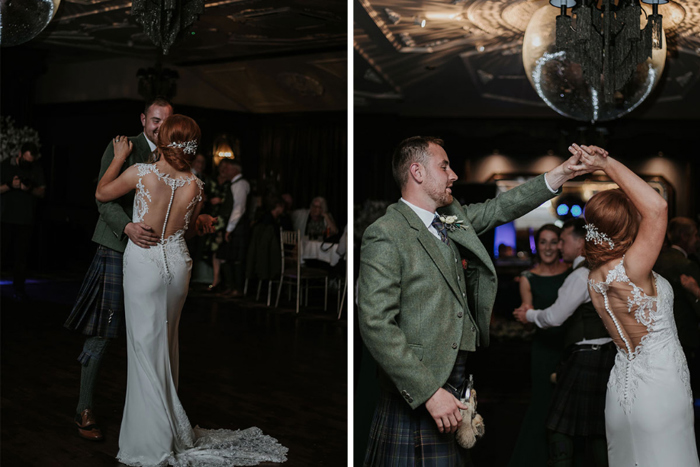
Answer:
279;229;301;276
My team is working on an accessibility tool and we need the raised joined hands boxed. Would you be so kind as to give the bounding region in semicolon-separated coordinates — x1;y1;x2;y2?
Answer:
565;143;609;176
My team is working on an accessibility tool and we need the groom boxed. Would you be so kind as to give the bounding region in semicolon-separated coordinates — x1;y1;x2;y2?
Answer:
357;137;598;465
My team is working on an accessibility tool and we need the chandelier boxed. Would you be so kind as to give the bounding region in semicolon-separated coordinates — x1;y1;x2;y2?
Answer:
522;1;667;122
550;0;666;104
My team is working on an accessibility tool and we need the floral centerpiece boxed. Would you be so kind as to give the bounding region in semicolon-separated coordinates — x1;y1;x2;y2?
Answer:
0;116;41;162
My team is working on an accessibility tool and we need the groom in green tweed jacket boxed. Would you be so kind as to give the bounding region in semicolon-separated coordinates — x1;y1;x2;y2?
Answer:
358;136;597;465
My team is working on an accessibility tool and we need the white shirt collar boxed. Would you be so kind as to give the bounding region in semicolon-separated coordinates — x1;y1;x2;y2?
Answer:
573;255;585;268
400;198;437;231
143;133;157;152
231;173;243;183
672;245;688;258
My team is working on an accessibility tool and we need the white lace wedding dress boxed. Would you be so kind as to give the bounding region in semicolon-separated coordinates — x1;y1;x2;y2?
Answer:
588;257;699;467
117;163;288;467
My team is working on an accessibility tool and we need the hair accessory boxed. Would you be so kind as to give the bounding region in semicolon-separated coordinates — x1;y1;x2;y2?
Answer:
584;223;615;250
167;140;198;155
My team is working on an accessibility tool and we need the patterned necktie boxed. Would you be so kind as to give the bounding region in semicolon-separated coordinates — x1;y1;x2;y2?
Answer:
431;215;449;245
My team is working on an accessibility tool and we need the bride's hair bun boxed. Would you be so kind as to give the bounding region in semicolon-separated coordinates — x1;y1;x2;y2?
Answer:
583;188;639;270
157;115;201;172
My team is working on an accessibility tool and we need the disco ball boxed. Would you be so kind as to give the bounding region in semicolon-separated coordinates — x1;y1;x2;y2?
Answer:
0;0;61;47
522;6;666;122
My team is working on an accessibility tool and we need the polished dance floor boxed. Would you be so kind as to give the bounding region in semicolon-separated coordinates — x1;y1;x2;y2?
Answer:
1;276;347;466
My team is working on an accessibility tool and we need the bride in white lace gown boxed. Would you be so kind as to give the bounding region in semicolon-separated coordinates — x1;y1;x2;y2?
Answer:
96;115;287;467
574;143;699;466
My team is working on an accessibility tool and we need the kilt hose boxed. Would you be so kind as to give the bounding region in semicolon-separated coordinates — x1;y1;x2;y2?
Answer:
64;245;124;341
546;342;616;437
364;352;473;467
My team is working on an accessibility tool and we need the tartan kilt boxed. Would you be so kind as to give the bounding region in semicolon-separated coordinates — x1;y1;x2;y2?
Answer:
64;245;123;339
364;353;471;467
546;343;616;437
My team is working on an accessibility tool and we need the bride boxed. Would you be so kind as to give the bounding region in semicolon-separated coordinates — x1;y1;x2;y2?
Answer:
574;143;699;466
96;114;287;467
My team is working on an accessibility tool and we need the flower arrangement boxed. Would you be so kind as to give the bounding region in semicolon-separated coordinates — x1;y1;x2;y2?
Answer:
0;116;41;162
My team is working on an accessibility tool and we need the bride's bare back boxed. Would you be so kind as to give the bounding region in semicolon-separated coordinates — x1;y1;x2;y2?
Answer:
133;161;203;242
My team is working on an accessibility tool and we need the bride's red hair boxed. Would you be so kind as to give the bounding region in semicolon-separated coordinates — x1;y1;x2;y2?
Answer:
157;114;201;172
583;188;640;270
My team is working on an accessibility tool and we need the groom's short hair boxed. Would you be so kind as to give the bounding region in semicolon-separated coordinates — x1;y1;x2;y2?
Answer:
563;217;586;239
392;136;444;189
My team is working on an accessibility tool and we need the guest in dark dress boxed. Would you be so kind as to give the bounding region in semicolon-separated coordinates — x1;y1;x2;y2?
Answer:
508;224;570;467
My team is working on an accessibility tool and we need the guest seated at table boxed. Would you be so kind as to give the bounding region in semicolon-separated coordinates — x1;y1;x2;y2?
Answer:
279;193;294;231
292;196;338;240
246;197;285;286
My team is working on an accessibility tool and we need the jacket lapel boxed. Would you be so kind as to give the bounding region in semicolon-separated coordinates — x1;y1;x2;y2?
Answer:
394;202;465;305
438;202;496;278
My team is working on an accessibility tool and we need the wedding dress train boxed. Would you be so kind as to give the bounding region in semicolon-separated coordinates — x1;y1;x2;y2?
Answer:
589;257;699;467
117;163;287;467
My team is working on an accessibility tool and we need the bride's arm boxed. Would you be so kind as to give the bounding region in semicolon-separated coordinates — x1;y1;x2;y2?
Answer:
185;199;204;240
96;136;139;202
576;144;667;282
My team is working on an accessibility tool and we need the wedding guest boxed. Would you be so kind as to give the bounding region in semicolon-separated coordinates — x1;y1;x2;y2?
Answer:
514;218;614;467
204;158;234;293
292;196;338;239
191;153;207;180
508;224;569;467
0;141;46;301
222;160;250;297
654;217;700;395
279;193;294;231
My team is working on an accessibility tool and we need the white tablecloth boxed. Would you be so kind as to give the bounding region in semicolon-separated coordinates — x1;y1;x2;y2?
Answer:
301;240;342;266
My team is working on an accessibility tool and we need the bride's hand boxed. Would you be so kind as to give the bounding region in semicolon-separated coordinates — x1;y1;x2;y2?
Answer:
570;143;609;173
113;136;133;162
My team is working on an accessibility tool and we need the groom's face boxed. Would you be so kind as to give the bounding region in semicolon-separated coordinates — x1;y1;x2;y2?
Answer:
423;143;458;208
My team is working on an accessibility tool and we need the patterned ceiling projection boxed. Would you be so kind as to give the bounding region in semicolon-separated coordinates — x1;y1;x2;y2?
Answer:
24;0;346;112
354;0;700;118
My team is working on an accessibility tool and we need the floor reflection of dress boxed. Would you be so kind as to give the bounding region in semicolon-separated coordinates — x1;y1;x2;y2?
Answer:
117;163;287;467
508;270;569;467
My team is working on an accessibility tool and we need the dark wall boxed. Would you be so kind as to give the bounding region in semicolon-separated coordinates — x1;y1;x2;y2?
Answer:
353;115;700;215
8;99;346;272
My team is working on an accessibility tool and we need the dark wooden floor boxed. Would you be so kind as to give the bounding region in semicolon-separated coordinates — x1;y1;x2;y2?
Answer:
1;276;347;467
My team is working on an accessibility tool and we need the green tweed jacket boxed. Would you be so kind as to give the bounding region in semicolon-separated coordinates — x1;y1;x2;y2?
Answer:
358;174;558;409
91;133;153;253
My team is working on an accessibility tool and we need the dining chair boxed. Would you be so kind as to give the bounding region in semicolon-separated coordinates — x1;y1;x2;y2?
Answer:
275;229;328;313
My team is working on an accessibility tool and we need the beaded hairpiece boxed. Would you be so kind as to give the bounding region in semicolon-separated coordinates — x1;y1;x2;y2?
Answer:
584;223;615;250
167;140;198;155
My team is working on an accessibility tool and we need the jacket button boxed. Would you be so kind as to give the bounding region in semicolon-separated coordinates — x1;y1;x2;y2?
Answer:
471;325;476;332
457;312;463;318
452;343;458;349
408;397;414;403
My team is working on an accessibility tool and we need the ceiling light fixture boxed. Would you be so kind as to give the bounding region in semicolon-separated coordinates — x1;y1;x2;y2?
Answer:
413;16;426;28
550;0;666;104
384;7;401;25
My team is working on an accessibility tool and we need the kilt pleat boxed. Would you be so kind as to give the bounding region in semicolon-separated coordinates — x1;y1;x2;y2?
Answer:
546;343;616;437
64;246;123;338
364;352;471;466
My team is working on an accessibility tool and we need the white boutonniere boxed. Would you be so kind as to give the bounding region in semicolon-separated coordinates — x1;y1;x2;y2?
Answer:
439;215;468;232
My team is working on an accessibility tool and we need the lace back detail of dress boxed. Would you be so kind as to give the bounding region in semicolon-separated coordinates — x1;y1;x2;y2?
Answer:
588;256;691;412
129;163;203;284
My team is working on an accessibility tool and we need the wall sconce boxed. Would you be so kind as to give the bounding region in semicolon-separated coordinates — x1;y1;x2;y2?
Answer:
212;135;235;167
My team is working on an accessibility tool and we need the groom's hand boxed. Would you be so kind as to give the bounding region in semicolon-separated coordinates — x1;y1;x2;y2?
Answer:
425;388;468;433
125;222;159;248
